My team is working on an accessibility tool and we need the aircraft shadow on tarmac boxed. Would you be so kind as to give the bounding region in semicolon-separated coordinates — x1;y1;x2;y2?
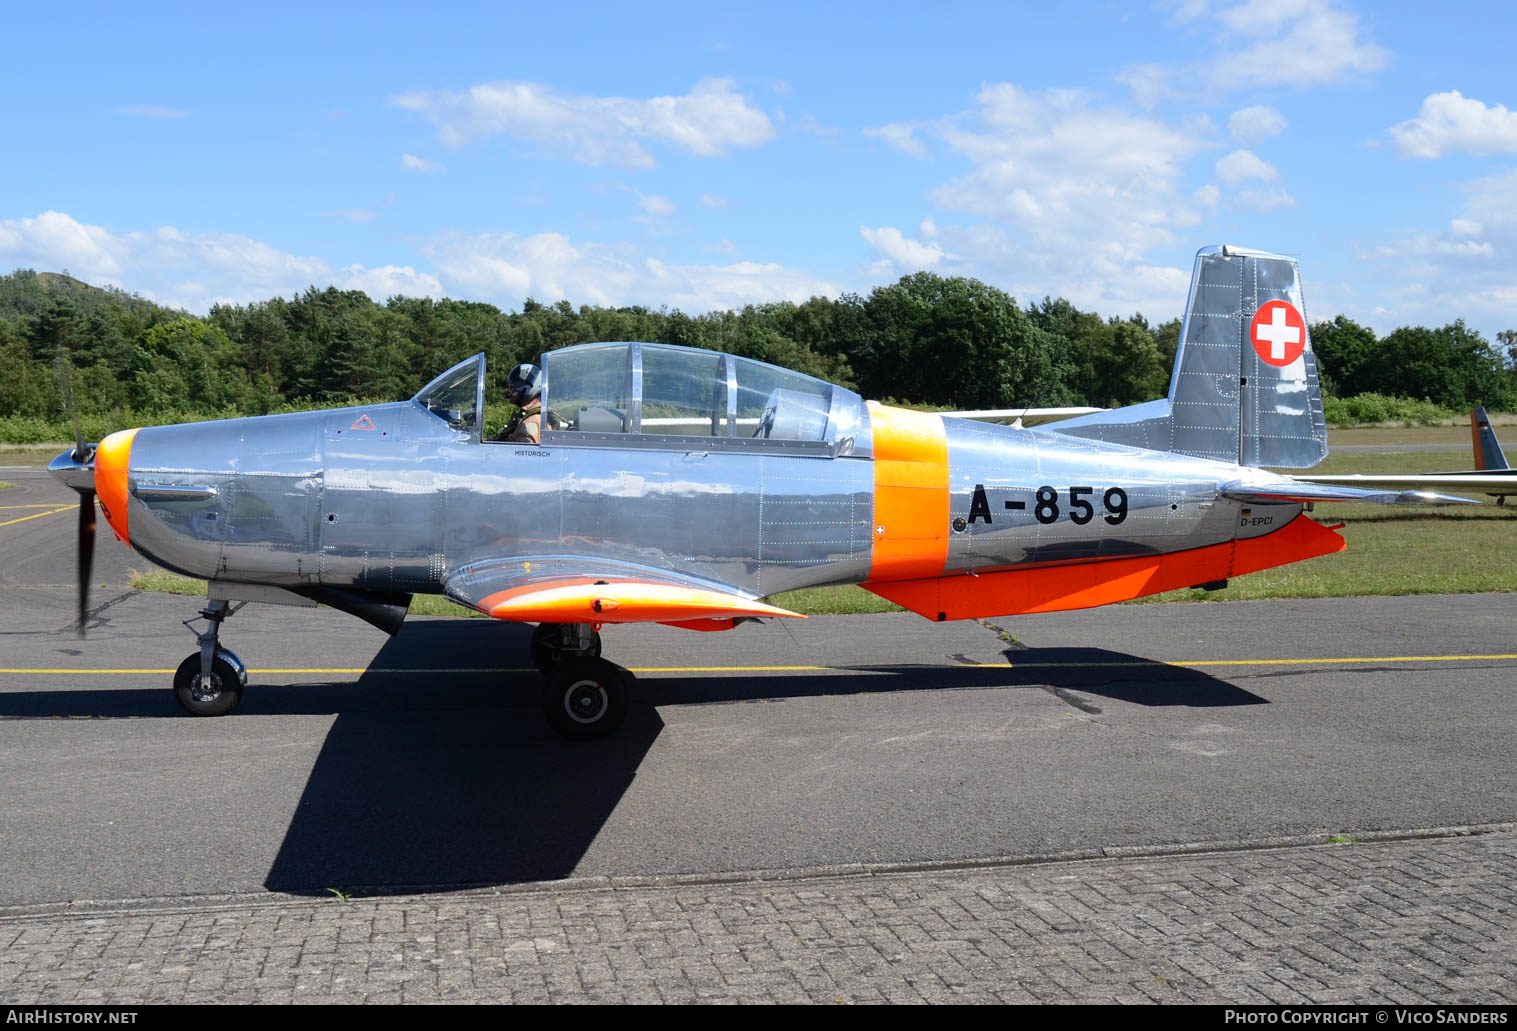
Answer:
0;619;1264;895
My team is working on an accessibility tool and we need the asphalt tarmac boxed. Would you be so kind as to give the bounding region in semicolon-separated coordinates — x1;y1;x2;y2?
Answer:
3;462;1516;909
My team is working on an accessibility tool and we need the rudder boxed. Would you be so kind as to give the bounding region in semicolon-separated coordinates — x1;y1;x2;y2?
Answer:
1051;245;1329;469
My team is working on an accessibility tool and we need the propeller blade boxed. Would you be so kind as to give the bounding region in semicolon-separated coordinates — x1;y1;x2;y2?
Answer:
77;492;96;637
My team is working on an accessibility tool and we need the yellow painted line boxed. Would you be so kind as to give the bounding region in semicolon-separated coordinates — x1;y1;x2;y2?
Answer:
971;654;1517;669
0;667;528;675
629;665;829;673
0;504;76;510
0;506;72;528
2;656;1516;677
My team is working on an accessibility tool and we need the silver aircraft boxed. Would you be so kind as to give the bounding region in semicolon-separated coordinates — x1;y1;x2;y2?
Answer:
49;245;1470;738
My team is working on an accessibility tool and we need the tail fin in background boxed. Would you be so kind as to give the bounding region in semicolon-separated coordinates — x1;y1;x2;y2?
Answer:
1471;406;1509;471
1050;245;1329;469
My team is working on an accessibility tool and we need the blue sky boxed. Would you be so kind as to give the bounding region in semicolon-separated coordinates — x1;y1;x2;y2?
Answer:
4;0;1516;341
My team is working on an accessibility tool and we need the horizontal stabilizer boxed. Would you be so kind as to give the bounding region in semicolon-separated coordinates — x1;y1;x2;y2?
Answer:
1220;480;1475;506
1297;473;1517;493
939;406;1104;427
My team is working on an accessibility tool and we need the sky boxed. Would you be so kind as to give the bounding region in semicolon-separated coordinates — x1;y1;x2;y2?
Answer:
3;0;1516;341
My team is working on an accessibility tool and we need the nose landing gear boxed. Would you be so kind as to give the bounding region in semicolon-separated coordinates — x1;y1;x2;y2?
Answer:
174;599;247;716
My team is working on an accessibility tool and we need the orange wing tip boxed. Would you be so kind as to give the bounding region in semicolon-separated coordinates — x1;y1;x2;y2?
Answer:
484;582;805;624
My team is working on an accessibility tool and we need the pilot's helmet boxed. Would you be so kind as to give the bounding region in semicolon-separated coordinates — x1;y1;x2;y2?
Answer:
506;363;542;406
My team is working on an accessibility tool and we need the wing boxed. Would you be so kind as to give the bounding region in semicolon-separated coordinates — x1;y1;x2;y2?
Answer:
442;556;804;628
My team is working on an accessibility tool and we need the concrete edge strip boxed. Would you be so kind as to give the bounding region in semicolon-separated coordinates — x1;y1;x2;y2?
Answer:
3;820;1514;924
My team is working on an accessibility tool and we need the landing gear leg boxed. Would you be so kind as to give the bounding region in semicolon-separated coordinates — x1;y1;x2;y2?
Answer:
529;623;631;739
174;599;248;717
530;621;602;675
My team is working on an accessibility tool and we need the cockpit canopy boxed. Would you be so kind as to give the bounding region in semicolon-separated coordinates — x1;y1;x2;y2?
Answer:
413;343;871;456
542;342;870;455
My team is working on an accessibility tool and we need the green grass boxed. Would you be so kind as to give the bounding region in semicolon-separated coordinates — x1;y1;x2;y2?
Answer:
771;585;905;614
1131;446;1517;604
0;480;15;490
129;569;207;596
128;568;488;616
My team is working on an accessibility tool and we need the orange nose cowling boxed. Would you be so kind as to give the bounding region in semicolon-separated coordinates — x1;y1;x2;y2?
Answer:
93;428;139;546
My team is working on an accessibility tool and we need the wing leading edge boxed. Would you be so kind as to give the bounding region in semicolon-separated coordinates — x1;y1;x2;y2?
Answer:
443;556;803;627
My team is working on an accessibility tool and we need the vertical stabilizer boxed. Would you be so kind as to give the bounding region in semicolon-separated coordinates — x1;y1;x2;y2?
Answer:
1471;406;1509;471
1050;245;1330;468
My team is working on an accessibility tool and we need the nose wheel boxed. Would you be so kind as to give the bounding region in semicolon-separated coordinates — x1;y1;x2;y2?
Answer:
174;599;247;716
174;653;244;716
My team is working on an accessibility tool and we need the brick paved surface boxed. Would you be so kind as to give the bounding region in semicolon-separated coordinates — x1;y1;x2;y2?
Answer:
2;828;1514;1004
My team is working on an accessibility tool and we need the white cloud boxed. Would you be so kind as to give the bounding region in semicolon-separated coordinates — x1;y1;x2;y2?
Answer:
929;85;1207;256
1215;0;1387;86
699;194;729;209
0;210;441;311
1215;148;1280;184
339;264;444;300
1116;63;1178;109
1388;91;1517;159
1228;105;1287;144
393;77;774;167
423;230;839;310
114;105;189;119
1146;0;1385;93
859;226;947;271
1195;184;1222;207
862;122;929;159
633;191;676;220
0;210;837;318
1363;168;1517;330
401;153;444;172
1235;187;1296;210
854;84;1212;319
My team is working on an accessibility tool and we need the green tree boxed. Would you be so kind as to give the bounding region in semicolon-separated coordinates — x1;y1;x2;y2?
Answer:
1310;315;1379;397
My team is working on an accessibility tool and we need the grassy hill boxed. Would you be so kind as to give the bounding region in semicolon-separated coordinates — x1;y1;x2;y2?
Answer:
0;268;179;322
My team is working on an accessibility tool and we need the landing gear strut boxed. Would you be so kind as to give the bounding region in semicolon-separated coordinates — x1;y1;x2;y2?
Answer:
531;622;630;740
174;599;248;717
529;621;601;675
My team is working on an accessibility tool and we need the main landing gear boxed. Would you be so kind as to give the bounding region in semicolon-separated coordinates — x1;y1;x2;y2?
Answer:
165;606;629;738
531;622;632;740
173;599;248;717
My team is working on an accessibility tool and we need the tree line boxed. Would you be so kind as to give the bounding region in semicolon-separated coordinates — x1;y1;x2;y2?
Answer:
2;268;1513;436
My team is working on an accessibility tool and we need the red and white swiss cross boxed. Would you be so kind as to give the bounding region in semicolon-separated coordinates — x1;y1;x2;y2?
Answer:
1249;300;1306;368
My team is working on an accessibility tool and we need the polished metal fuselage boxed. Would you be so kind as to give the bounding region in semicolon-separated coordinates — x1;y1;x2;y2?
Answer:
118;398;1282;602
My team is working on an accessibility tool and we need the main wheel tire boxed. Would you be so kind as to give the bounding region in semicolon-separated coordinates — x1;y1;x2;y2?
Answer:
173;653;243;717
542;657;629;740
530;622;602;676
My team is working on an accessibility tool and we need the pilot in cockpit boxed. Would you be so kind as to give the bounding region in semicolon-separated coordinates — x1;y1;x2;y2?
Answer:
498;363;546;443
